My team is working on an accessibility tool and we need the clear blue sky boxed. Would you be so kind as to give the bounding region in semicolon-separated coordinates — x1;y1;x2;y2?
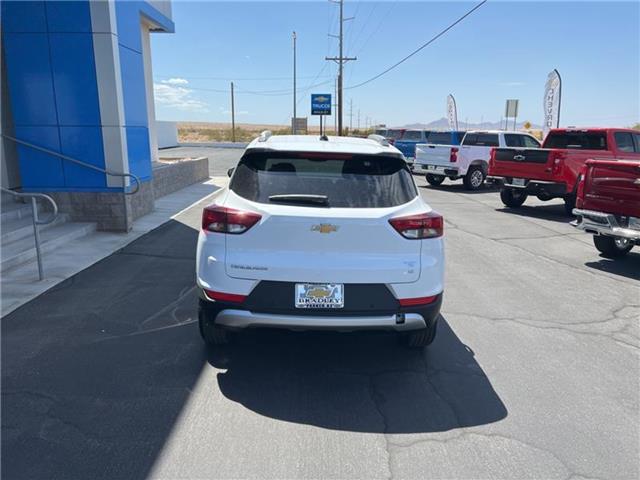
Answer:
151;1;640;128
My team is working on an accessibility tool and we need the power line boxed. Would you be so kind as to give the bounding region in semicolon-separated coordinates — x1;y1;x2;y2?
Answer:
154;74;333;81
346;0;487;90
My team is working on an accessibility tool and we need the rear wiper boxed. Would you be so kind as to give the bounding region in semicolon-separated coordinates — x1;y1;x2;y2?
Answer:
268;194;329;206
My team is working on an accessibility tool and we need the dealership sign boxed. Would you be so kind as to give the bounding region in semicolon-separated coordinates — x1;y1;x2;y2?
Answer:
447;94;459;131
543;69;562;136
311;94;332;116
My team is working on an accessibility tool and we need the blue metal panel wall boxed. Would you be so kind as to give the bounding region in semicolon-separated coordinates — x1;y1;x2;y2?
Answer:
2;0;174;191
1;0;109;191
115;1;174;182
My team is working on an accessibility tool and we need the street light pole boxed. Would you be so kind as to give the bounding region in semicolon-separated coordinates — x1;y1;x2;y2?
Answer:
292;31;297;134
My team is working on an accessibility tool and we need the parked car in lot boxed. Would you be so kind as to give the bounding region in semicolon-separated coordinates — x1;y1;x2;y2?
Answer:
489;128;640;214
415;130;540;190
572;158;640;258
197;132;445;348
394;129;431;160
426;130;466;146
384;128;406;145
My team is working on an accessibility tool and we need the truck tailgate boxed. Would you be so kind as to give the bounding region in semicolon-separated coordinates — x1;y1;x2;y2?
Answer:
582;160;640;218
415;144;453;166
490;148;556;181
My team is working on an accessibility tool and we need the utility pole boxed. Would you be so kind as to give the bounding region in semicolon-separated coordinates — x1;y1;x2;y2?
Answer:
349;98;353;133
326;0;356;136
230;81;236;142
357;109;360;130
292;31;297;134
334;77;338;134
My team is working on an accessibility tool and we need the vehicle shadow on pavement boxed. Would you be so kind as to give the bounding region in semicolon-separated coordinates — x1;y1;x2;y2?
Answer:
211;318;508;433
495;204;571;223
1;219;207;480
418;183;501;195
585;252;640;281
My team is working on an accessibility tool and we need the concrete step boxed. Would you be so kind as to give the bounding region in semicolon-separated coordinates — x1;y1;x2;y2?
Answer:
1;213;71;244
1;221;96;273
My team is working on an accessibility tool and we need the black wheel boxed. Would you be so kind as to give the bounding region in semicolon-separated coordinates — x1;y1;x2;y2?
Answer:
463;165;485;190
500;187;528;208
404;321;438;348
593;235;633;258
425;174;445;186
198;303;230;346
563;195;576;216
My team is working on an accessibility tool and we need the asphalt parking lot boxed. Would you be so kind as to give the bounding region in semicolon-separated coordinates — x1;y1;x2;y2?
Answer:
2;148;638;479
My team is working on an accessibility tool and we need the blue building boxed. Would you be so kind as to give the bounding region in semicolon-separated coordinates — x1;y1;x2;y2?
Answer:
1;0;174;231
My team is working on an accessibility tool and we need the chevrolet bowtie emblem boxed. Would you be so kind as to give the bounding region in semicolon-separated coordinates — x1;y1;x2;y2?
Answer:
311;224;338;234
315;96;329;103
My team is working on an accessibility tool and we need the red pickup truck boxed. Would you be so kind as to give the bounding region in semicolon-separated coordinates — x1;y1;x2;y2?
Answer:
488;128;640;214
571;159;640;258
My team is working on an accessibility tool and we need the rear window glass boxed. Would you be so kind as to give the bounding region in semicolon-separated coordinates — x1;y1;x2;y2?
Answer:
402;131;423;141
427;132;453;144
386;129;404;140
230;152;417;208
544;132;608;150
614;132;635;152
462;133;499;147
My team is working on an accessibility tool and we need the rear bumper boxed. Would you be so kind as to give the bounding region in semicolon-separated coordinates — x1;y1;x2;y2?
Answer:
214;310;428;332
488;176;568;196
571;209;640;241
414;163;460;177
199;290;442;332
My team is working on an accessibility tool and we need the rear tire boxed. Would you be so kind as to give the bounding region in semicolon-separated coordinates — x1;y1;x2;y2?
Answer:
198;303;230;346
404;321;438;348
463;166;485;190
593;235;633;258
500;187;528;208
425;174;445;186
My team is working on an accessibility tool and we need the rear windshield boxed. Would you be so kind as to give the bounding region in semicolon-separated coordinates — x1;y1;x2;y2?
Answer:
427;132;454;144
462;133;499;147
386;129;404;140
230;152;417;208
402;131;423;141
544;132;608;150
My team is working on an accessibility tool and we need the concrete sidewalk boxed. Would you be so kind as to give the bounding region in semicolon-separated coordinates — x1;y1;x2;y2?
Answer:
1;177;227;316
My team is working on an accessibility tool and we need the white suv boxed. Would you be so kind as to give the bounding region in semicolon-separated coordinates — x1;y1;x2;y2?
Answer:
196;133;445;347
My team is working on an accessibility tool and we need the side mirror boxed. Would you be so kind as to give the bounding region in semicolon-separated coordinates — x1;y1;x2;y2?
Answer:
227;167;235;177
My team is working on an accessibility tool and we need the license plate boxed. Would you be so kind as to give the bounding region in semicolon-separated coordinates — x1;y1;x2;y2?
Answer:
295;283;344;309
512;178;526;187
425;165;443;173
629;217;640;231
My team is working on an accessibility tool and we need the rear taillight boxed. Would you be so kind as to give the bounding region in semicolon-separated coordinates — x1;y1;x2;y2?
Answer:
575;166;587;207
204;289;246;304
551;152;564;175
450;147;458;163
202;206;261;234
398;295;439;307
389;211;444;239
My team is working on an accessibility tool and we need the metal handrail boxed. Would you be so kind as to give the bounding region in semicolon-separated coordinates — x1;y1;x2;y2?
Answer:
2;134;141;194
1;187;59;280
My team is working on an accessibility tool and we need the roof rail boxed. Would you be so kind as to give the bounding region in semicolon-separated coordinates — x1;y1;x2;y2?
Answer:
258;130;273;142
367;134;389;147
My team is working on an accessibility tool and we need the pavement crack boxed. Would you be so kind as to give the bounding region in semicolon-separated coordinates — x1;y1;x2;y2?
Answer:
367;375;393;480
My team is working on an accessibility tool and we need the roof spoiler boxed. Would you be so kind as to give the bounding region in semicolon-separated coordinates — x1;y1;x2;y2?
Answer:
367;134;389;147
258;130;273;142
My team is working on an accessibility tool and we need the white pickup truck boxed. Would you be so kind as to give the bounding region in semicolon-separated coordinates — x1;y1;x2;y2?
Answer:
414;130;541;190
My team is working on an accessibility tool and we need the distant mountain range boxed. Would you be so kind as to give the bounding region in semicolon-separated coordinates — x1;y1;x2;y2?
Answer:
402;117;542;130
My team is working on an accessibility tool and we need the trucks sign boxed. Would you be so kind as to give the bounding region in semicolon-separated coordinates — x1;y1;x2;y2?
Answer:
311;94;331;116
